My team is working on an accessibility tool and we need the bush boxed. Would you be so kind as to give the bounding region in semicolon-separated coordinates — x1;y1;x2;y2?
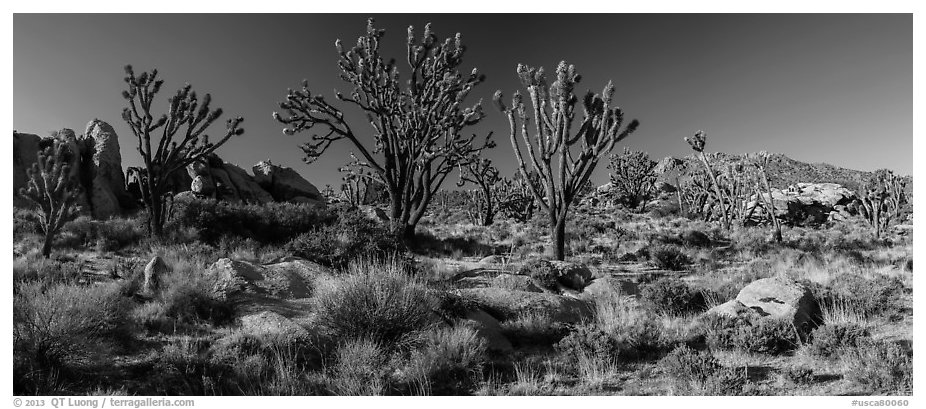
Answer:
286;208;405;268
843;339;912;394
167;195;333;244
828;274;907;318
132;267;234;333
59;215;146;251
659;345;746;395
314;259;436;347
14;282;132;394
518;259;560;291
649;245;692;271
401;325;487;395
703;314;799;355
806;323;868;359
640;277;706;316
498;310;570;348
329;338;389;395
555;326;621;361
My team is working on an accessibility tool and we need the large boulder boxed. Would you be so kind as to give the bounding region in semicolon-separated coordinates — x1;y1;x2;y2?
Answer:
453;270;543;293
143;255;171;294
580;276;641;300
207;257;328;300
223;163;274;204
82;120;129;218
548;261;593;290
460;308;513;353
456;287;593;324
730;277;822;332
252;160;325;206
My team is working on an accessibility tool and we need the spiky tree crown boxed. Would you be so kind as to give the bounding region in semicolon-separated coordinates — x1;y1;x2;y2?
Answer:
19;139;82;235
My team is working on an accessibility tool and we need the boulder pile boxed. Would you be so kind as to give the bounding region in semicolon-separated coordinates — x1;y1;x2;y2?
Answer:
14;120;327;218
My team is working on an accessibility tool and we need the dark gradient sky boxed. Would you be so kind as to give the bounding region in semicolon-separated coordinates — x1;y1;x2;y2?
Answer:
14;14;912;190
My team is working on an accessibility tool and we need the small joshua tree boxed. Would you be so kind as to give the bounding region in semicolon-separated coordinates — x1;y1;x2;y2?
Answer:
607;147;657;212
19;140;82;258
457;158;502;226
495;61;639;260
685;131;730;230
121;65;244;237
859;169;907;238
274;19;494;239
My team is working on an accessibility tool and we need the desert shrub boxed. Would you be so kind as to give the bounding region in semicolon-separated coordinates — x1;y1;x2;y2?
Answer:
649;244;692;271
13;257;84;289
314;259;436;347
555;326;621;361
781;366;816;385
132;268;234;333
146;336;238;395
499;310;570;347
59;215;146;251
13;207;42;238
518;259;559;291
612;319;671;359
286;208;405;268
659;345;747;395
806;323;868;359
328;338;390;396
639;277;706;316
703;314;799;355
168;195;333;244
401;325;487;395
827;274;907;318
843;339;912;394
13;281;132;394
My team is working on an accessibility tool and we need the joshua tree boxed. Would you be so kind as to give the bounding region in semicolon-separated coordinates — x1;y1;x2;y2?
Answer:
859;169;907;238
497;172;538;223
121;65;244;237
274;19;494;239
19;140;82;258
747;151;782;242
495;62;639;260
607;147;657;212
457;158;502;226
685;131;730;230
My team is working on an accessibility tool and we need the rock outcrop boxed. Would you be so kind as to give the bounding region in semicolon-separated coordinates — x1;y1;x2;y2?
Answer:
206;257;329;300
252;160;325;206
747;182;859;226
707;277;822;333
13;121;131;219
83;119;132;218
186;154;275;205
456;287;593;324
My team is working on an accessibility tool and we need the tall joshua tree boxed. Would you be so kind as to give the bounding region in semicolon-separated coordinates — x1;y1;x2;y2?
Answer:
457;158;502;226
19;140;82;258
121;65;244;237
685;130;730;230
274;19;494;238
495;62;639;260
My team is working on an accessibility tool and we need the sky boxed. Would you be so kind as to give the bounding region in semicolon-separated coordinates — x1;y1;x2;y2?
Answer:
13;14;913;190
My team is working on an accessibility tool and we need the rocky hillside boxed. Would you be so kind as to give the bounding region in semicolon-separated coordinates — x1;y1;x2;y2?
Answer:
654;152;911;194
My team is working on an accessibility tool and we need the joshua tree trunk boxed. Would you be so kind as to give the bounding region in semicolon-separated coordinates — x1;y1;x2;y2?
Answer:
549;211;567;260
42;231;54;258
